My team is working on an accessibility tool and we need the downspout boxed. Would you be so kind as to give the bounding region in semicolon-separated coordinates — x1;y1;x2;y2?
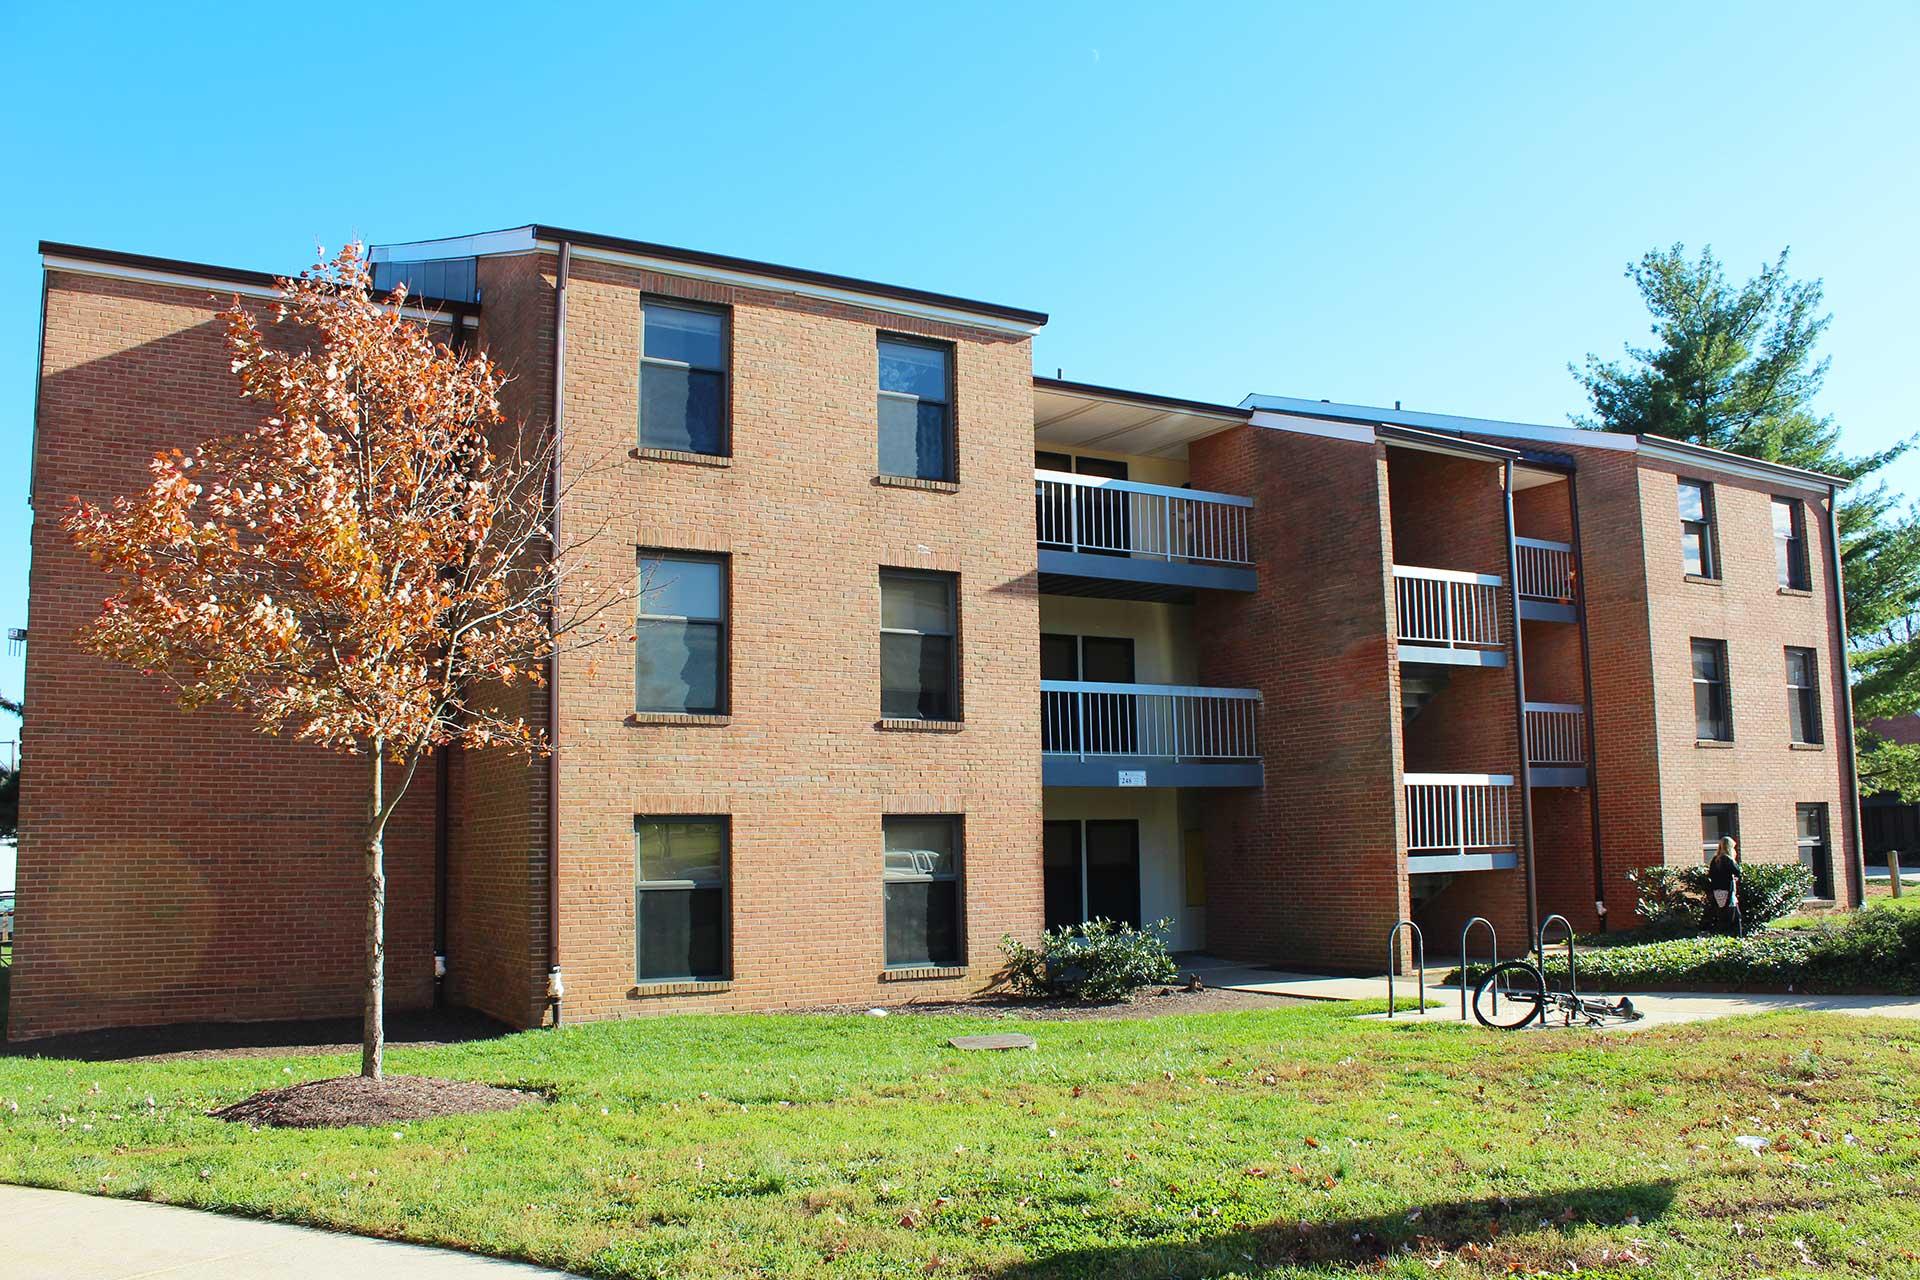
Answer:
1502;459;1540;944
433;747;449;1006
1564;473;1610;929
1822;483;1866;907
545;241;571;1025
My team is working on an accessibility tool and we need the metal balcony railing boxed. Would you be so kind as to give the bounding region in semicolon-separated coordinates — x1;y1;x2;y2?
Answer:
1514;537;1576;604
1041;680;1261;762
1392;565;1504;648
1404;773;1516;854
1035;470;1252;566
1524;701;1587;767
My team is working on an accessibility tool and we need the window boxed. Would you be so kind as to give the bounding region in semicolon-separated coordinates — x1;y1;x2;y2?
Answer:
1692;638;1732;741
636;552;726;715
1796;803;1833;899
1678;479;1717;578
1701;804;1739;862
877;338;953;481
639;301;728;455
883;816;962;967
880;569;956;720
634;817;729;981
1773;497;1810;589
1786;647;1822;745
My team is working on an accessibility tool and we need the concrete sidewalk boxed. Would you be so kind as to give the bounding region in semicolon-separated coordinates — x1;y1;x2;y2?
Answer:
1193;962;1920;1030
0;1184;572;1279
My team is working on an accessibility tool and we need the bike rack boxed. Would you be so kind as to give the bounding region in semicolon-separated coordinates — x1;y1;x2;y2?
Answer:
1386;919;1425;1018
1459;916;1497;1021
1538;913;1577;996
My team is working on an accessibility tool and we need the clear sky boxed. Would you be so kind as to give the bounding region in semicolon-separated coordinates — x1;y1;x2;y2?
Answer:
1;2;1916;741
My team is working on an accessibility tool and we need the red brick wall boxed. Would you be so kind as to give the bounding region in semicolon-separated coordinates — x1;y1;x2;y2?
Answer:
541;251;1042;1019
1385;448;1530;948
441;253;557;1029
12;271;439;1040
1633;461;1857;904
1190;427;1407;969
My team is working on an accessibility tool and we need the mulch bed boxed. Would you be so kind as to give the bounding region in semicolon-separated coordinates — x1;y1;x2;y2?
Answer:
210;1074;539;1129
807;984;1306;1022
3;1008;510;1064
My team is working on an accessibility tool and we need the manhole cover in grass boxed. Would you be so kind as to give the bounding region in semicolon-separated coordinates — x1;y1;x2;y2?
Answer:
948;1033;1037;1051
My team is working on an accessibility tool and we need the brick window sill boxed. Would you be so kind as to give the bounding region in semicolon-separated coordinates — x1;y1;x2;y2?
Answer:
876;718;965;733
874;474;960;494
1777;587;1814;598
628;712;732;727
630;446;733;468
881;965;967;982
1694;739;1734;750
1789;741;1826;751
1683;574;1722;587
630;979;732;997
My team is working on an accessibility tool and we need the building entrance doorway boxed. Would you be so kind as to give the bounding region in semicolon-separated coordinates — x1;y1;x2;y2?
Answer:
1042;818;1142;930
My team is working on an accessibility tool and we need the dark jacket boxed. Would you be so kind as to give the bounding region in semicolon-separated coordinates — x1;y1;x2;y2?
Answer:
1708;852;1741;894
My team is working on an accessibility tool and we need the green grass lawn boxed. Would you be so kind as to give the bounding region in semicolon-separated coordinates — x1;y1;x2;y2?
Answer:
3;1004;1919;1278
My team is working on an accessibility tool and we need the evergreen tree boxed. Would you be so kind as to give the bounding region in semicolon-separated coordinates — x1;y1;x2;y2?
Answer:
1574;245;1920;797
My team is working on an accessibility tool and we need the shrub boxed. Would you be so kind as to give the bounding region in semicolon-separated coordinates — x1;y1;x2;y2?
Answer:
1629;862;1815;934
1000;918;1178;1002
1534;901;1920;994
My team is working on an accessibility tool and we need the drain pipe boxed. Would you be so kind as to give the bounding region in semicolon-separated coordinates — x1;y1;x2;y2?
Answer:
545;240;571;1026
1564;472;1609;929
1822;483;1867;907
1502;458;1540;944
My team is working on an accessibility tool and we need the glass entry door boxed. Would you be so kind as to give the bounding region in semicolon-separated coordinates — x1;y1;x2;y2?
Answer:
1041;818;1142;930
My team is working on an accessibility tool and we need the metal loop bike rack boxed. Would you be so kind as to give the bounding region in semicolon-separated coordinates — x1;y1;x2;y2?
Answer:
1386;919;1425;1018
1538;913;1577;995
1459;916;1497;1021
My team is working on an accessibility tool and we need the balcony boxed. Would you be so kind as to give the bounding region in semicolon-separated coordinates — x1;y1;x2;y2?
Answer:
1041;680;1263;788
1524;700;1589;787
1514;536;1578;622
1404;773;1518;873
1392;565;1508;667
1036;470;1256;600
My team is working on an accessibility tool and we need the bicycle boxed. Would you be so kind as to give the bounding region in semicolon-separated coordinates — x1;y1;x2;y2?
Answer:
1470;958;1643;1030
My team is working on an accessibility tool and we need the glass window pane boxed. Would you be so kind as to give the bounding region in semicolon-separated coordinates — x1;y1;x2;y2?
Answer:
636;886;725;979
1787;649;1812;685
644;304;725;369
884;818;957;878
878;340;949;401
881;574;952;634
1681;530;1706;576
885;880;960;967
879;397;952;480
882;633;953;720
1691;642;1721;681
1677;481;1707;523
640;557;724;620
635;819;726;884
640;365;725;454
1773;499;1795;538
636;619;721;714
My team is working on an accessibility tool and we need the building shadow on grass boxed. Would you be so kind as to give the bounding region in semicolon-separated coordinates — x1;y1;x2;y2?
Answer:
993;1181;1677;1280
1;1007;513;1062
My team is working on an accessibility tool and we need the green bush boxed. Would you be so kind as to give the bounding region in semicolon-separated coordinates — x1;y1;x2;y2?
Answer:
1534;901;1920;994
1629;862;1814;934
999;918;1178;1002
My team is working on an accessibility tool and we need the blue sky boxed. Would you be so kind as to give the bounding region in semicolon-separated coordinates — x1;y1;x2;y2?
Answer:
1;1;1916;748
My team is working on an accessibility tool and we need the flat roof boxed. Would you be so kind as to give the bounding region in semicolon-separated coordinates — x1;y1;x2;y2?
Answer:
40;241;480;316
1244;392;1849;488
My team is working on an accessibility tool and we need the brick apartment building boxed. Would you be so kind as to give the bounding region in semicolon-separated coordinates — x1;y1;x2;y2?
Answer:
10;228;1862;1039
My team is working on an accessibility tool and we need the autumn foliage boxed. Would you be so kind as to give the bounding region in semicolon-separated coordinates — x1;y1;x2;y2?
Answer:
64;243;619;1077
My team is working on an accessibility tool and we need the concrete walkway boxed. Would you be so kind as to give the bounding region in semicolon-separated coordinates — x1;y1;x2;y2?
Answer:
0;1184;571;1279
1192;961;1920;1031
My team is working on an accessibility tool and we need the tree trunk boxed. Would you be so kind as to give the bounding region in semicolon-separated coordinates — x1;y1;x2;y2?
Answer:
363;740;386;1081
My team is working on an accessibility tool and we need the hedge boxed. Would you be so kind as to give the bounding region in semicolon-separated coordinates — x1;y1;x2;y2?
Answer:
1629;862;1815;934
1527;903;1920;995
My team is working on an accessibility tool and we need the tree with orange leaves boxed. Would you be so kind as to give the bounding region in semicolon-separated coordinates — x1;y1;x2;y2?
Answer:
64;244;622;1080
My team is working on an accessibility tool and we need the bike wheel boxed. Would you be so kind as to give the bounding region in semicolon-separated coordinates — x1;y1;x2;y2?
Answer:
1473;960;1545;1030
